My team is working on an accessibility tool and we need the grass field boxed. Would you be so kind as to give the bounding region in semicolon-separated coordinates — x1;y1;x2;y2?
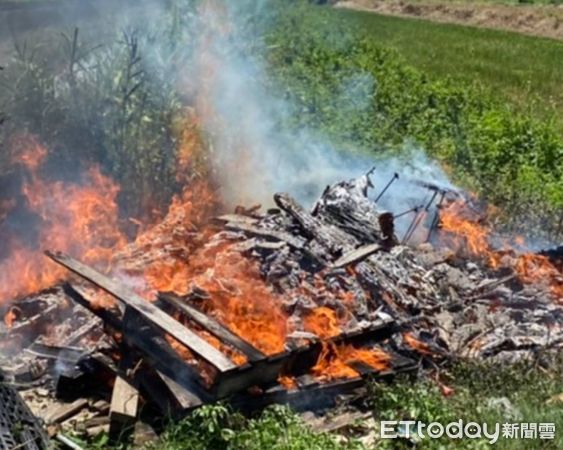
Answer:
326;7;563;126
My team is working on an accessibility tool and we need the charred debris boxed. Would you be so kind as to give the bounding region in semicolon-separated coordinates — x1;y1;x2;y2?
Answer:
0;171;561;449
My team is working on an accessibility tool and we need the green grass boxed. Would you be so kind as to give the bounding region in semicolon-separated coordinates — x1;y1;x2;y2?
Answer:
327;7;563;127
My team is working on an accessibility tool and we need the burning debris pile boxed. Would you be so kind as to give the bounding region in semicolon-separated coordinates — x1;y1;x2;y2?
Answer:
0;164;561;447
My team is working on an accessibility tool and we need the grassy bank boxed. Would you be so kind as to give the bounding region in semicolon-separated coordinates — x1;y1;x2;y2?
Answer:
328;7;563;121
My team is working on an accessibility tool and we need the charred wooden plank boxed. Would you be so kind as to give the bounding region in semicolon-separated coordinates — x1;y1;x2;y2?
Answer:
230;376;367;413
137;367;204;417
64;284;211;397
158;292;266;362
48;251;235;372
212;320;397;398
63;283;123;331
331;244;383;270
25;342;85;363
224;222;326;264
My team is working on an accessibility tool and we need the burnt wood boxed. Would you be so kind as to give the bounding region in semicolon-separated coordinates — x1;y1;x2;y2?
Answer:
224;222;325;264
48;251;236;372
331;243;383;270
64;284;211;397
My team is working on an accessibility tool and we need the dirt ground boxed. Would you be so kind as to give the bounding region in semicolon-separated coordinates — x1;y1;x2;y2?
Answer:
336;0;563;40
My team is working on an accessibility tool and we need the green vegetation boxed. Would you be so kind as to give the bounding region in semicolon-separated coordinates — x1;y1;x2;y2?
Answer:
78;359;562;449
371;359;563;449
264;1;563;238
326;7;563;120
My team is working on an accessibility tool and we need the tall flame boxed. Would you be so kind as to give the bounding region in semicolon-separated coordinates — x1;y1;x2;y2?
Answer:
0;135;126;305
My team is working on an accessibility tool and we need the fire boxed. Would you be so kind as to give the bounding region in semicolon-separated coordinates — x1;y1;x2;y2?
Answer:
438;199;562;301
516;254;562;300
439;199;497;264
302;306;341;339
403;332;433;356
3;307;18;328
116;180;288;356
0;135;127;305
303;307;390;380
310;343;390;381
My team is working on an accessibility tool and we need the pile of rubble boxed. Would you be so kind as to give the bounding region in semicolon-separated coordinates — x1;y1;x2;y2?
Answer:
0;172;561;449
217;174;562;362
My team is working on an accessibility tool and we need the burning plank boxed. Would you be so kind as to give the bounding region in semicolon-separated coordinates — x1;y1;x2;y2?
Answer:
46;251;236;372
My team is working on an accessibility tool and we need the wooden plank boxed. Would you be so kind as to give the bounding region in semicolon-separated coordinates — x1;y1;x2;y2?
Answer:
158;292;266;362
136;367;204;417
224;222;304;250
42;398;88;424
331;243;382;269
65;283;212;395
224;222;325;264
109;375;139;439
214;214;259;225
48;251;235;372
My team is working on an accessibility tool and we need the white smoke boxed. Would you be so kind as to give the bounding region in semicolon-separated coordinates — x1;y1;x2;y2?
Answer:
177;0;457;226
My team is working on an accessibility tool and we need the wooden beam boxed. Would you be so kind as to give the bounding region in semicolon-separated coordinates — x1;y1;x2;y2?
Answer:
64;283;214;395
48;251;235;372
158;292;266;362
224;222;325;264
42;398;89;424
331;244;382;270
137;367;204;417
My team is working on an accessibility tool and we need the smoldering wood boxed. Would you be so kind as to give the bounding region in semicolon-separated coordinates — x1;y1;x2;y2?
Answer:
48;251;236;372
224;221;325;264
311;176;395;244
24;343;86;363
330;244;383;270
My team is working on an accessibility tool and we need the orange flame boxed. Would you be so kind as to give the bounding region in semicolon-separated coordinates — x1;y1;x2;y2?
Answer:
303;307;390;380
439;199;561;301
0;135;127;305
310;342;390;381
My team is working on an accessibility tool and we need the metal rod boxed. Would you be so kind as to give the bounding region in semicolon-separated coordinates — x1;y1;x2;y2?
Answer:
425;191;446;243
402;191;438;244
394;205;422;219
375;172;399;202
